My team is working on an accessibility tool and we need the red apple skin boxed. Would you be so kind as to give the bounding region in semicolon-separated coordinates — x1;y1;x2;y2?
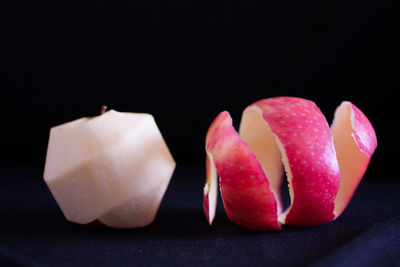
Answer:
252;97;340;226
206;111;281;231
204;97;377;231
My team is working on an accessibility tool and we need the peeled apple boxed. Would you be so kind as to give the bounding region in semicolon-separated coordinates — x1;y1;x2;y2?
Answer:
44;109;176;228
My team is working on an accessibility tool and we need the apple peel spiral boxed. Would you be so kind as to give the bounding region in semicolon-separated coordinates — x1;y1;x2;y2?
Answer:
203;97;377;231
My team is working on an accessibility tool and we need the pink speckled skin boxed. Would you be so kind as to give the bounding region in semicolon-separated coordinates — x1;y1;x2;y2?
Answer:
253;97;340;225
205;112;281;231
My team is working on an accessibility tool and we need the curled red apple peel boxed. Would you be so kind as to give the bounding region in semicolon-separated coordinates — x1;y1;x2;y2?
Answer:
203;97;377;231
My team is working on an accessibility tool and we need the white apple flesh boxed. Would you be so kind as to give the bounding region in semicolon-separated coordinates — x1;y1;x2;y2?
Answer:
44;110;176;228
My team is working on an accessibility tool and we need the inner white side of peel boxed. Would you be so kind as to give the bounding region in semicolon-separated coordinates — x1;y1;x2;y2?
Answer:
274;137;294;224
331;101;370;217
205;152;218;223
239;106;293;224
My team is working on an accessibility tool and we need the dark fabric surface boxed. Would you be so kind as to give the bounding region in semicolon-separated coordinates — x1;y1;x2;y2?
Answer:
1;164;399;267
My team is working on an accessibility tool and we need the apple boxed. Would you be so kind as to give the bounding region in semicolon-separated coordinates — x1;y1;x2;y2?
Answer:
44;109;176;228
203;97;377;231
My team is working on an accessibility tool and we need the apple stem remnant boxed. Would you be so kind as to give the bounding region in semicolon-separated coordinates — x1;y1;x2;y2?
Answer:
101;105;108;115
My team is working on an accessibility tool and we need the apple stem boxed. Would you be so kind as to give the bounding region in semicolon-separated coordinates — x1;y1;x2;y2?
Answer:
101;105;107;115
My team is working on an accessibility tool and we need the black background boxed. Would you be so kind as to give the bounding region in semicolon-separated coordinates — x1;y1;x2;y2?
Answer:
1;2;398;174
1;2;400;266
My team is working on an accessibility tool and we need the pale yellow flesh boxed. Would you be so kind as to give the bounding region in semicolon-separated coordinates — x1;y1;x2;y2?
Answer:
204;152;218;224
44;110;176;227
239;106;285;216
331;102;370;217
